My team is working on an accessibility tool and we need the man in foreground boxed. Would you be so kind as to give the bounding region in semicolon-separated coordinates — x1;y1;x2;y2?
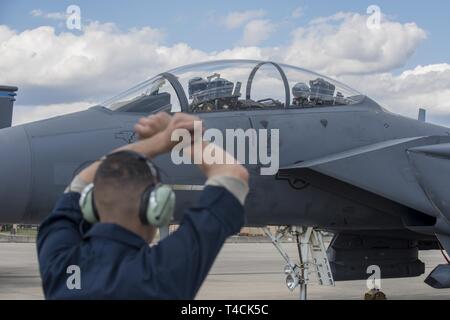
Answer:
37;112;249;299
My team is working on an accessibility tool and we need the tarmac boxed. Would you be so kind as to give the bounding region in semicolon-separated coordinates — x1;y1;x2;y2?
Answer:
0;242;449;300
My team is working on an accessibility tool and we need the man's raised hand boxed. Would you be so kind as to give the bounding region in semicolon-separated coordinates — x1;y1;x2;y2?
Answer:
134;112;171;140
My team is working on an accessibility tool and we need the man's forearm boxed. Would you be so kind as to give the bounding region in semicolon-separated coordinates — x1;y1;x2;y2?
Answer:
118;131;169;159
195;142;249;183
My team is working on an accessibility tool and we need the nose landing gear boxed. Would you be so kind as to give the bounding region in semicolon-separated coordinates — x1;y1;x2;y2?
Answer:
364;288;387;300
263;226;334;300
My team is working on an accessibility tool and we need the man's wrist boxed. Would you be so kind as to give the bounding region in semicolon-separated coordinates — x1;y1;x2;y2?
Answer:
205;175;249;206
130;132;171;158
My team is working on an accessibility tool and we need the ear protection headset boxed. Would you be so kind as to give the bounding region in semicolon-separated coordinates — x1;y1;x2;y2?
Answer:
79;151;175;227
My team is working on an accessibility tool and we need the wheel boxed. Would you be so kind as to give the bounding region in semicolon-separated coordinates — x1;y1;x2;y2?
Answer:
364;289;387;300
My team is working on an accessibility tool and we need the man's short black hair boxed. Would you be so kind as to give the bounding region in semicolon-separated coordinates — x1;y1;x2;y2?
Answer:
93;152;158;216
94;152;157;186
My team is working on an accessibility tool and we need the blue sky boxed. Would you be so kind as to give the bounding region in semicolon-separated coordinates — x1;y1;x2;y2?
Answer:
1;0;449;71
1;1;450;125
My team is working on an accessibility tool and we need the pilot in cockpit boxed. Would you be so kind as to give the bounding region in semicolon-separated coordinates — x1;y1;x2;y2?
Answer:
292;78;346;107
188;74;241;112
188;73;287;112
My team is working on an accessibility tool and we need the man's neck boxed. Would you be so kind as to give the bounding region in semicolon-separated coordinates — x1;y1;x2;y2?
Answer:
100;217;153;243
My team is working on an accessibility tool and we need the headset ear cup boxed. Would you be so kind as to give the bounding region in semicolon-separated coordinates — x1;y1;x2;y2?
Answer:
79;183;99;224
147;184;175;227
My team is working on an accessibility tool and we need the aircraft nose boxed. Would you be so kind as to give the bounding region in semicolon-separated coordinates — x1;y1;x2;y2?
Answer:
0;126;32;222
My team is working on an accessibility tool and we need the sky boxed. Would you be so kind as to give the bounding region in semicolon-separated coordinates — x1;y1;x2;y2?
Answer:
1;0;450;125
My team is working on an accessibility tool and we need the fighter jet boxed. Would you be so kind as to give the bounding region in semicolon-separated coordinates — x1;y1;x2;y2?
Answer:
2;60;450;297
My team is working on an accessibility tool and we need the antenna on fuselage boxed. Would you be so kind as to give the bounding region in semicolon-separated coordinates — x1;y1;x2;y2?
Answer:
418;108;427;122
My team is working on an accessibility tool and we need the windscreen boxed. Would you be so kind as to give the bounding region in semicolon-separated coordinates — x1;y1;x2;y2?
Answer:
102;60;365;113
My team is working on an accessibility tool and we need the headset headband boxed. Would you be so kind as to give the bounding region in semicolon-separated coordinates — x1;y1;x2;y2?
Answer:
104;150;160;183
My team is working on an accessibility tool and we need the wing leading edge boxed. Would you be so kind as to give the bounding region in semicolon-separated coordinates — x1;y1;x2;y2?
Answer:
280;136;450;219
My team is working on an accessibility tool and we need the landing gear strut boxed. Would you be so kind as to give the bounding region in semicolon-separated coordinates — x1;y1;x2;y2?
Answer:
263;226;334;300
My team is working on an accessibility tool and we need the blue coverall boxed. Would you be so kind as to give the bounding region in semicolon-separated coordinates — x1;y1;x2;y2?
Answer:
36;185;245;299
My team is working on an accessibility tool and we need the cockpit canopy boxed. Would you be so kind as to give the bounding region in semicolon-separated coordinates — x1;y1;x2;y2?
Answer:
102;60;365;113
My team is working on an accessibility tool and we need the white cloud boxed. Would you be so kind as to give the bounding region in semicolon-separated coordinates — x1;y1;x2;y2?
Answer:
1;11;445;125
399;63;450;78
0;22;204;105
340;63;450;125
12;101;92;125
223;10;266;29
283;12;427;76
30;9;67;20
1;12;425;98
30;9;43;17
222;10;275;46
292;7;304;18
0;25;15;44
45;12;67;20
239;19;276;46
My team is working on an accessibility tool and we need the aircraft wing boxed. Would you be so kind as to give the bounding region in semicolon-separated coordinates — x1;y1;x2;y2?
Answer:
408;142;450;221
279;135;450;219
